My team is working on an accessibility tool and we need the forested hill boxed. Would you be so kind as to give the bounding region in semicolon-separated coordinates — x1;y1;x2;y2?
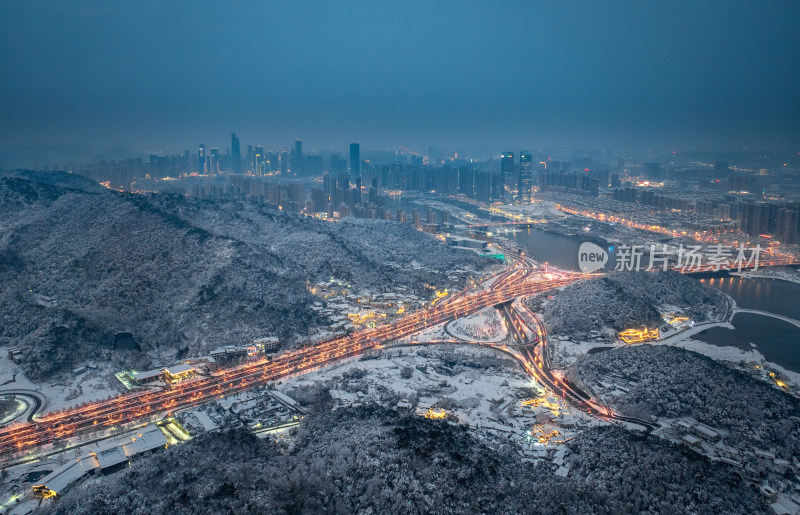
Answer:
0;174;485;380
574;344;800;460
532;270;727;340
50;406;767;514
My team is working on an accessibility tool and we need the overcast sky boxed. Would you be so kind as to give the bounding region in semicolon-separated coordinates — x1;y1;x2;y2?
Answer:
1;1;799;156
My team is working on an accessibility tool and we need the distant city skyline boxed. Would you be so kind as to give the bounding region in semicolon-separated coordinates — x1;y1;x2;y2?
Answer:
3;136;800;172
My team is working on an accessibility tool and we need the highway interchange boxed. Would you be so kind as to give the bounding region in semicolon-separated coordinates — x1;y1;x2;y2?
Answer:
0;251;742;461
0;256;579;459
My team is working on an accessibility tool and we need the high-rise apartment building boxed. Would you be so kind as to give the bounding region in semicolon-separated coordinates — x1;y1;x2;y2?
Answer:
231;132;242;174
517;152;532;204
350;143;360;177
500;152;514;196
198;144;206;174
291;140;304;174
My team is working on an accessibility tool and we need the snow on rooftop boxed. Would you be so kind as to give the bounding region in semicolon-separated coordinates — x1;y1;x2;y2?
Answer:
165;363;195;375
95;446;127;469
270;390;299;408
132;368;163;380
122;425;168;456
34;456;100;495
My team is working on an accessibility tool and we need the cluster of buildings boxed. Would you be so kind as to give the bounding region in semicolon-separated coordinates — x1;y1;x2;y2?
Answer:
547;190;742;237
122;338;282;388
56;134;800;254
609;187;800;243
204;389;305;435
664;416;800;512
131;363;198;386
32;423;178;499
210;337;281;361
618;327;660;344
309;277;425;332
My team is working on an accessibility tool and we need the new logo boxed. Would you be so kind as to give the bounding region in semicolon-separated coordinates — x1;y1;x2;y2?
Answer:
578;242;608;273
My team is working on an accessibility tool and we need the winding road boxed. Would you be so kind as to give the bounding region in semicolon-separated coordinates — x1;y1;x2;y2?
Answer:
0;261;581;460
0;256;658;463
0;390;47;424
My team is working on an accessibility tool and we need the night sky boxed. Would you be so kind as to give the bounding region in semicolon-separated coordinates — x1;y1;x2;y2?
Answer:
2;1;799;156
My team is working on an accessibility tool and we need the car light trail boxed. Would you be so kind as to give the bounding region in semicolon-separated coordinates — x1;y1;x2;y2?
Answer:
0;267;584;458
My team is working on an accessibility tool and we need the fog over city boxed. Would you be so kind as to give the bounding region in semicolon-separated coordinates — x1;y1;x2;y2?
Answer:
1;0;799;163
2;2;800;515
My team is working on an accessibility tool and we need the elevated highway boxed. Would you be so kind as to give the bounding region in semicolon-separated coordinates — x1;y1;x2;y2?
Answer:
0;267;582;459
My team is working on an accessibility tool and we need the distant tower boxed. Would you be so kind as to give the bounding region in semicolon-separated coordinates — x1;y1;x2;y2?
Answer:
500;152;514;196
231;132;242;174
349;143;361;178
209;148;219;174
517;152;532;204
291;140;304;174
198;144;206;174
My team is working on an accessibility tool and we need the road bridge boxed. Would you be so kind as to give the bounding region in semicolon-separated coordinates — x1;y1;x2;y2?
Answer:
732;309;800;330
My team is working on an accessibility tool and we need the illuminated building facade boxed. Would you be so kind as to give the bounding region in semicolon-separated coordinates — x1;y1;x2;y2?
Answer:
518;151;532;204
618;327;660;344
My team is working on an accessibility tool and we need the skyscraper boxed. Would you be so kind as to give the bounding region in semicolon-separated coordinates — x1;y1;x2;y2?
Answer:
500;152;514;198
776;208;799;244
198;144;206;175
231;132;242;174
291;140;304;174
350;143;361;177
209;148;219;175
517;152;532;204
458;166;474;196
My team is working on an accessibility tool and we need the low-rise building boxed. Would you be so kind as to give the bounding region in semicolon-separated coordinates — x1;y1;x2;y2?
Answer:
692;424;721;442
252;336;280;353
163;364;196;383
618;327;660;344
132;368;164;385
33;425;169;498
33;456;100;498
681;434;701;447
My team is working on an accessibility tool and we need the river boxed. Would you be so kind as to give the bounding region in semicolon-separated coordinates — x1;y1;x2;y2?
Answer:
426;195;800;372
512;227;613;270
509;229;800;372
694;276;800;373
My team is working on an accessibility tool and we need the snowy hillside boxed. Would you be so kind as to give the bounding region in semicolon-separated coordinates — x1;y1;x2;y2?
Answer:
0;175;485;380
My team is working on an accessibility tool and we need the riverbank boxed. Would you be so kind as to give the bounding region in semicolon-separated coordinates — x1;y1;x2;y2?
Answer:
730;266;800;286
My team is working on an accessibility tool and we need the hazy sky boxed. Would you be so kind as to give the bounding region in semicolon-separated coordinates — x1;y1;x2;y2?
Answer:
1;1;799;156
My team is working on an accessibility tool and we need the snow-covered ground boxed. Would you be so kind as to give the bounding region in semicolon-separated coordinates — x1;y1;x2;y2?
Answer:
658;338;800;386
396;321;449;343
0;354;121;419
445;307;508;343
280;343;599;447
550;317;800;392
549;338;614;367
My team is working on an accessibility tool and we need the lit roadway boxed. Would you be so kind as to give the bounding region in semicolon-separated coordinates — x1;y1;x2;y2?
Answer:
0;262;579;459
497;302;657;431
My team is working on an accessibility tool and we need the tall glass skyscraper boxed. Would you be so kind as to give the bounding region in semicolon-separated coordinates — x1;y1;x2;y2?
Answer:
517;151;532;204
198;144;206;174
349;143;360;177
500;152;514;197
231;132;242;174
291;140;303;174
